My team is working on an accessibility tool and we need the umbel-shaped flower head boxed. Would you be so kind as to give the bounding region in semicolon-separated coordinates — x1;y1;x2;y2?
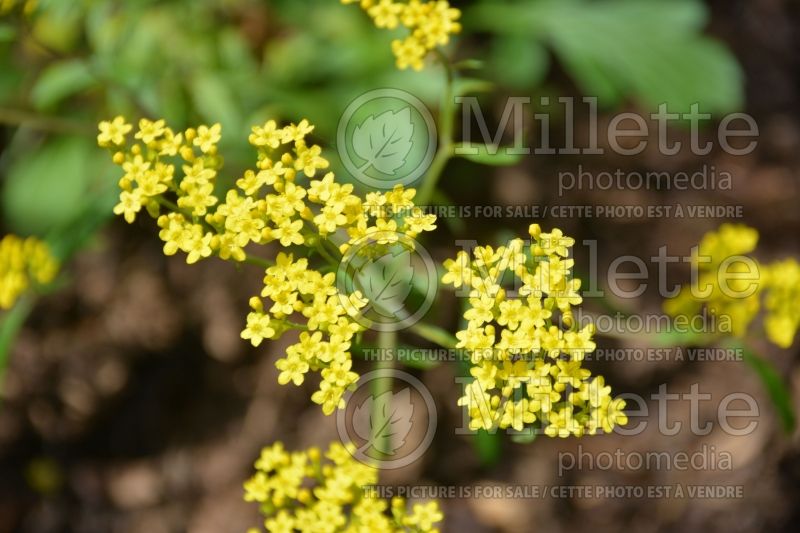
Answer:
665;223;800;348
342;0;461;70
99;116;437;416
442;224;627;437
0;234;59;310
244;441;444;532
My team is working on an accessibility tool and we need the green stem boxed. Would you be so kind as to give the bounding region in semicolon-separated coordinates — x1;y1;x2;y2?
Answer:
416;52;456;206
0;298;34;400
370;329;397;459
409;321;458;349
243;254;274;269
0;107;93;134
314;240;339;266
154;195;182;214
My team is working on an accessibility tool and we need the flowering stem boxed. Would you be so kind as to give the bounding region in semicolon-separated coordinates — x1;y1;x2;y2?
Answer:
0;107;93;134
0;297;34;401
314;240;339;266
154;196;183;215
243;254;274;269
370;329;397;459
416;52;456;206
409;321;458;349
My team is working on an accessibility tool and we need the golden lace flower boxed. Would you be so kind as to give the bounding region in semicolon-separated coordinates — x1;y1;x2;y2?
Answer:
763;259;800;348
665;223;800;348
98;116;133;147
442;224;626;436
0;234;58;310
664;223;761;337
99;116;436;415
244;442;444;533
342;0;461;70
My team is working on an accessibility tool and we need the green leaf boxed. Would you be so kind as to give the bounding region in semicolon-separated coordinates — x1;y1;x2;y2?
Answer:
466;0;743;113
453;77;495;97
189;73;242;138
490;36;549;89
653;328;717;348
31;59;97;110
409;322;458;350
453;59;486;71
352;108;414;175
454;143;524;166
733;340;796;433
2;136;115;235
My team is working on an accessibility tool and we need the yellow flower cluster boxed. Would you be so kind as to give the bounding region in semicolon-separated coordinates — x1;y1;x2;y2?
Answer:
763;259;800;348
99;116;436;415
664;224;760;337
342;0;461;70
0;234;58;310
665;223;800;348
441;224;627;437
244;442;443;533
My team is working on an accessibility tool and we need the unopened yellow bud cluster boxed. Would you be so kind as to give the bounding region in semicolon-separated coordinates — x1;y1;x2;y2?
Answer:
244;442;444;533
342;0;461;70
0;235;58;310
99;116;436;415
665;223;800;348
441;225;627;437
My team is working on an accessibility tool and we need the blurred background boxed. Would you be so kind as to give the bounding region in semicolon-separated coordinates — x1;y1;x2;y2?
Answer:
0;0;799;531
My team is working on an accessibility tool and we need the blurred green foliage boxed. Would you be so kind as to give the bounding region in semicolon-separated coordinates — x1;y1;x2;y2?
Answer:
0;0;444;236
0;0;743;239
468;0;742;113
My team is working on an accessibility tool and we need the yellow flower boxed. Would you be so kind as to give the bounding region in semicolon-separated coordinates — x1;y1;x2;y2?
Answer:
241;312;276;347
665;224;800;349
249;119;284;149
441;250;471;288
294;142;328;177
0;235;59;309
343;0;461;70
442;225;624;436
97;116;132;147
763;258;800;347
405;501;444;531
244;442;444;532
134;118;166;145
100;116;436;416
368;0;403;29
113;189;143;223
282;119;314;143
194;123;222;153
